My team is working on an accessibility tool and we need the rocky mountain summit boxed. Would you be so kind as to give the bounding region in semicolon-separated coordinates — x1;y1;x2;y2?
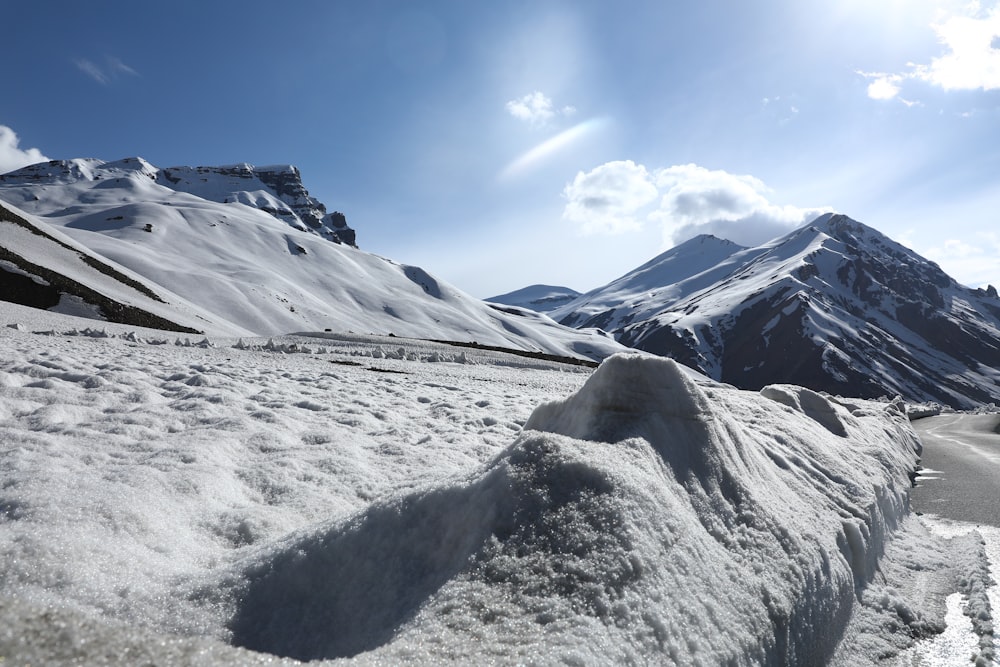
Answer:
156;163;355;246
0;157;355;246
552;214;1000;409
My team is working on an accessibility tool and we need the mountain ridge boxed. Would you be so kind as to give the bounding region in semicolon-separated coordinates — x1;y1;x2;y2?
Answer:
553;214;1000;408
0;157;356;246
552;233;752;331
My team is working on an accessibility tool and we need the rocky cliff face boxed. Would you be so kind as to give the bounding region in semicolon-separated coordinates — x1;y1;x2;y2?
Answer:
156;163;356;246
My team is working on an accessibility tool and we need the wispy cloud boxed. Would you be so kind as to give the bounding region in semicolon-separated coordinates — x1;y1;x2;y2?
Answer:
500;117;608;180
505;91;576;127
0;125;49;174
75;55;139;85
563;161;830;246
859;4;1000;103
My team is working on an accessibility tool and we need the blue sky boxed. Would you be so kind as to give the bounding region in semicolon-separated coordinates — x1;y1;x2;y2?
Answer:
2;0;999;298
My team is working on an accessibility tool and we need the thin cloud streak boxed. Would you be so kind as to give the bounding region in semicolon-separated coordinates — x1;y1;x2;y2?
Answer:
500;117;608;181
75;55;139;85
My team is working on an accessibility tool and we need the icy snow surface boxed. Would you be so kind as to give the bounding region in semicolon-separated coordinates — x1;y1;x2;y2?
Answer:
0;303;993;665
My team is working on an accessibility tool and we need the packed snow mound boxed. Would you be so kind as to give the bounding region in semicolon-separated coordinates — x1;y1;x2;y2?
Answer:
203;353;924;664
760;384;850;437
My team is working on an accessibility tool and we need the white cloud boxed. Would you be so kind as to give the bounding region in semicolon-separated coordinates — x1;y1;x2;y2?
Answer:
563;161;830;246
0;125;49;174
864;73;903;100
859;5;1000;102
651;164;829;247
505;91;575;127
75;55;139;85
562;160;658;234
915;8;1000;90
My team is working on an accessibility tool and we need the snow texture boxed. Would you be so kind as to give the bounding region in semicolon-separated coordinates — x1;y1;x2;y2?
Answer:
0;303;989;665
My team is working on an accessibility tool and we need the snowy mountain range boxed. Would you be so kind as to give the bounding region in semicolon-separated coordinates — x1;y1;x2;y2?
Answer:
551;214;1000;409
6;158;355;245
5;156;998;409
0;158;623;361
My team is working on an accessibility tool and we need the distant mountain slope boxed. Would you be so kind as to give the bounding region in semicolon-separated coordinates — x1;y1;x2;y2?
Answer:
557;214;1000;408
485;285;581;312
551;234;751;330
0;200;239;334
0;158;624;361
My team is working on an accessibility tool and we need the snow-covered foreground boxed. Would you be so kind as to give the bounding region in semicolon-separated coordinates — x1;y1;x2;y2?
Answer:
0;303;993;665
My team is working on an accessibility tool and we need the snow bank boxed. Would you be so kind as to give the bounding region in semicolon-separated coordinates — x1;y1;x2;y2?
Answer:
2;313;957;665
209;354;922;664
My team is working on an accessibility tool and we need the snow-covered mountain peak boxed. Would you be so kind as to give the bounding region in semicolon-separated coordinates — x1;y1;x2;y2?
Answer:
2;157;160;184
485;285;582;313
99;156;159;177
155;162;355;246
549;232;750;330
2;158;102;184
0;157;357;246
552;212;1000;408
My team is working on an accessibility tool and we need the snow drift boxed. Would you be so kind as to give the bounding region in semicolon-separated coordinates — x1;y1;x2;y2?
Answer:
0;309;963;665
212;354;921;664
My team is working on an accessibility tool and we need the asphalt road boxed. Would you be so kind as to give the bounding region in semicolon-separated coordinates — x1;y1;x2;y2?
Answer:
910;414;1000;527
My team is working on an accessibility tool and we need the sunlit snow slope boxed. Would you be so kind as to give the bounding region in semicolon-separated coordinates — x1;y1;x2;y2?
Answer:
0;159;621;361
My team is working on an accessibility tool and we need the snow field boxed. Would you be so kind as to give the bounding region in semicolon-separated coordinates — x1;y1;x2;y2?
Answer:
0;304;988;665
0;314;586;640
